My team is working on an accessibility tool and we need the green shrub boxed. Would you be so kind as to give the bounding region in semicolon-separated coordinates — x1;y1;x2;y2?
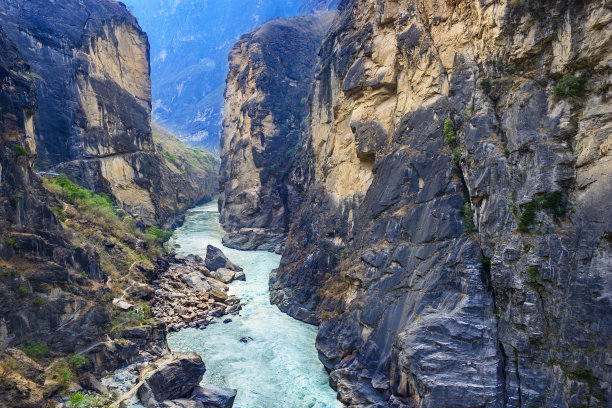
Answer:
50;206;66;222
5;237;17;248
17;286;30;297
462;202;476;232
518;200;539;232
452;148;461;163
11;145;29;156
68;391;86;408
519;190;566;232
527;265;540;282
69;354;89;371
542;190;565;216
22;340;48;359
33;297;44;308
146;226;172;244
480;78;491;94
45;175;118;224
481;257;491;273
9;194;22;207
443;118;457;144
58;366;73;389
504;148;510;157
1;270;11;277
554;75;587;100
572;369;597;387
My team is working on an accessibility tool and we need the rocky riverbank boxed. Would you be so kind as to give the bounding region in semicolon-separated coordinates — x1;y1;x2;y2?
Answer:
152;247;245;332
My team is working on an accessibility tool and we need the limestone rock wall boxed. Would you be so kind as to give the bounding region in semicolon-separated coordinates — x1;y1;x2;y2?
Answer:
0;0;216;228
219;13;335;253
270;0;612;406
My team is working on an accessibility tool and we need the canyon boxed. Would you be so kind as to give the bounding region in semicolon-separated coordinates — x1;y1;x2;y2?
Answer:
0;0;610;407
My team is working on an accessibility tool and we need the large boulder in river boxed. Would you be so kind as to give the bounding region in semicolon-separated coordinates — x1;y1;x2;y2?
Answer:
137;353;206;408
191;384;237;408
205;245;242;272
210;268;235;284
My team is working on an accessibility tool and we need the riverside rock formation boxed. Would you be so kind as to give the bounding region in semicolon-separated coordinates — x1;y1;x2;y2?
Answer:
0;0;217;228
219;13;335;253
0;1;218;406
265;0;612;406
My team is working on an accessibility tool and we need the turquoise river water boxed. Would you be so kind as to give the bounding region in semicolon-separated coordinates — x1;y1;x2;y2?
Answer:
165;201;341;408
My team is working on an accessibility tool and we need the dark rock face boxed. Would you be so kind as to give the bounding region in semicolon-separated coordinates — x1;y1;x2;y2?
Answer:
0;0;217;228
269;0;612;407
219;13;336;253
138;353;206;408
0;26;110;354
191;384;237;408
205;245;242;272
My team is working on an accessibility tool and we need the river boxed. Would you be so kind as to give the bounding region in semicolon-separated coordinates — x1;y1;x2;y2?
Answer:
165;201;340;408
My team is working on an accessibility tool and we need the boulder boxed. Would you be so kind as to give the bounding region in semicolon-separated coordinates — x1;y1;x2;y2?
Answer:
233;271;246;281
183;273;212;292
191;384;237;408
137;353;206;408
205;245;242;272
79;372;108;394
211;268;235;284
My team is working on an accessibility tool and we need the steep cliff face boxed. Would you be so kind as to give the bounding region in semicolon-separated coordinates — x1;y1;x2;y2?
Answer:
121;0;335;152
219;13;335;253
270;0;612;406
0;0;216;228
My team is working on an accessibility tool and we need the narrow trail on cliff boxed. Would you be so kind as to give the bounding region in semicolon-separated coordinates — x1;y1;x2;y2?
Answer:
165;201;340;408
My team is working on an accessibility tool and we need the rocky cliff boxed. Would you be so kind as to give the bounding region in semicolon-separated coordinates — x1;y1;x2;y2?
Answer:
219;13;336;253
267;0;612;406
0;0;217;229
121;0;337;153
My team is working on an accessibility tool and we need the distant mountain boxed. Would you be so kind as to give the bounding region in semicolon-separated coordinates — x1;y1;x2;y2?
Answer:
121;0;336;154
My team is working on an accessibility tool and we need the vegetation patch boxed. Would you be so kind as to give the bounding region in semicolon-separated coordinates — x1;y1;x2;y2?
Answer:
572;369;597;388
11;144;29;156
443;118;457;144
462;202;476;232
481;257;491;274
553;74;587;100
50;206;66;222
527;265;540;282
111;303;152;336
146;226;172;244
9;194;22;207
480;77;491;94
21;340;48;359
5;237;18;248
18;285;31;297
518;190;566;232
68;354;89;372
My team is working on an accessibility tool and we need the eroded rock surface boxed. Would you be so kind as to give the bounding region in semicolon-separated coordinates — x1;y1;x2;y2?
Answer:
267;0;612;406
0;0;217;228
219;13;336;253
138;352;206;408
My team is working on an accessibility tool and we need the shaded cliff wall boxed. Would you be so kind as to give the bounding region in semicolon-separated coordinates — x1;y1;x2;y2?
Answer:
219;13;335;253
0;25;175;407
0;0;216;228
270;0;612;407
0;25;109;361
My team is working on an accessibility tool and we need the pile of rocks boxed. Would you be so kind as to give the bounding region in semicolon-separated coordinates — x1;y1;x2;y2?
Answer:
152;246;244;332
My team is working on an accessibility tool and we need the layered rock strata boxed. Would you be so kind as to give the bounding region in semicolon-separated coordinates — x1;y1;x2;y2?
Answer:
268;0;612;406
0;0;217;228
219;13;336;253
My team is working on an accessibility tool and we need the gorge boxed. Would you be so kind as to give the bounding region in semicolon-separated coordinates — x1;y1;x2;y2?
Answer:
0;0;610;407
